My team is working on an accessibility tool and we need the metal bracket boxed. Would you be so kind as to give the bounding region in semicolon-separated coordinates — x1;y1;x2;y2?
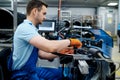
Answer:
78;60;89;74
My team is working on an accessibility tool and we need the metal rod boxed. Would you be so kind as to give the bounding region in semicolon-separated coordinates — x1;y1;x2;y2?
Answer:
12;0;17;32
57;0;62;30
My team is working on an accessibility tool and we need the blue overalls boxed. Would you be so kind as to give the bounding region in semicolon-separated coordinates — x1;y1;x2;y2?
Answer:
8;47;62;80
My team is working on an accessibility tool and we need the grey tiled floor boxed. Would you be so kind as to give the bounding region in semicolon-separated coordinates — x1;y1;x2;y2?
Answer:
112;41;120;80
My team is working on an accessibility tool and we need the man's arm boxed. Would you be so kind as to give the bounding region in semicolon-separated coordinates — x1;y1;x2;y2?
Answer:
38;50;58;60
29;35;70;53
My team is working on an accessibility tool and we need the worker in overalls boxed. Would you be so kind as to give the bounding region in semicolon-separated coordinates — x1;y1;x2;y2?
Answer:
8;0;82;80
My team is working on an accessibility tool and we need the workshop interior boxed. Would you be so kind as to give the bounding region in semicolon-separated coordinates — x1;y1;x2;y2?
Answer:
0;0;120;80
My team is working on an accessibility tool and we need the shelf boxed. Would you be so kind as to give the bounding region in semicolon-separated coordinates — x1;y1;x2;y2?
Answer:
0;29;13;31
0;43;12;47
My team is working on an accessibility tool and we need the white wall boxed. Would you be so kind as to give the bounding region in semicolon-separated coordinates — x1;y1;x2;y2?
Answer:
47;7;95;16
97;7;118;35
46;7;95;19
69;8;95;16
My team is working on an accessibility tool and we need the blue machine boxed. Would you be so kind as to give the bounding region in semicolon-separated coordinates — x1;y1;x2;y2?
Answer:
57;27;115;80
90;29;113;58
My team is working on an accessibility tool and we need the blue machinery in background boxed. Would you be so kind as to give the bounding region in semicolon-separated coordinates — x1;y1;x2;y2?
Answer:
90;29;113;58
58;28;115;80
38;19;116;80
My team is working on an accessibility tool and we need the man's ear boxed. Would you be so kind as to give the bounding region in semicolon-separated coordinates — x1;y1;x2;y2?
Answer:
32;8;38;16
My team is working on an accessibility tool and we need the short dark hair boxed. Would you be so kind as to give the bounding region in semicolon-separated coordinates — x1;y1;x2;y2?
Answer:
26;0;48;15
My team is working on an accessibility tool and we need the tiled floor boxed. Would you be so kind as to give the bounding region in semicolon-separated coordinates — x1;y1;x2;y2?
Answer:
112;41;120;80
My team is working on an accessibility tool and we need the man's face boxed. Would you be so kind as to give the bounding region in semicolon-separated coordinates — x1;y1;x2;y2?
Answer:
35;5;47;24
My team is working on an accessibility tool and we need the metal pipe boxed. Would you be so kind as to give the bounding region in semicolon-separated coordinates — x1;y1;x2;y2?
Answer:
13;0;18;32
57;0;62;30
0;8;25;43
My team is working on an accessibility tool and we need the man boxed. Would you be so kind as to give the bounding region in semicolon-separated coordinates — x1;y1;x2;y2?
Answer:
8;0;82;80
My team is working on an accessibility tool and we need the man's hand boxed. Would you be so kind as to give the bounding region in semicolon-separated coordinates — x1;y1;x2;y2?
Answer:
69;38;82;48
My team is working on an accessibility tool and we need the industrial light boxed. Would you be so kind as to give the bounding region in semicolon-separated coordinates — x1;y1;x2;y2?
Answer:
107;2;118;6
